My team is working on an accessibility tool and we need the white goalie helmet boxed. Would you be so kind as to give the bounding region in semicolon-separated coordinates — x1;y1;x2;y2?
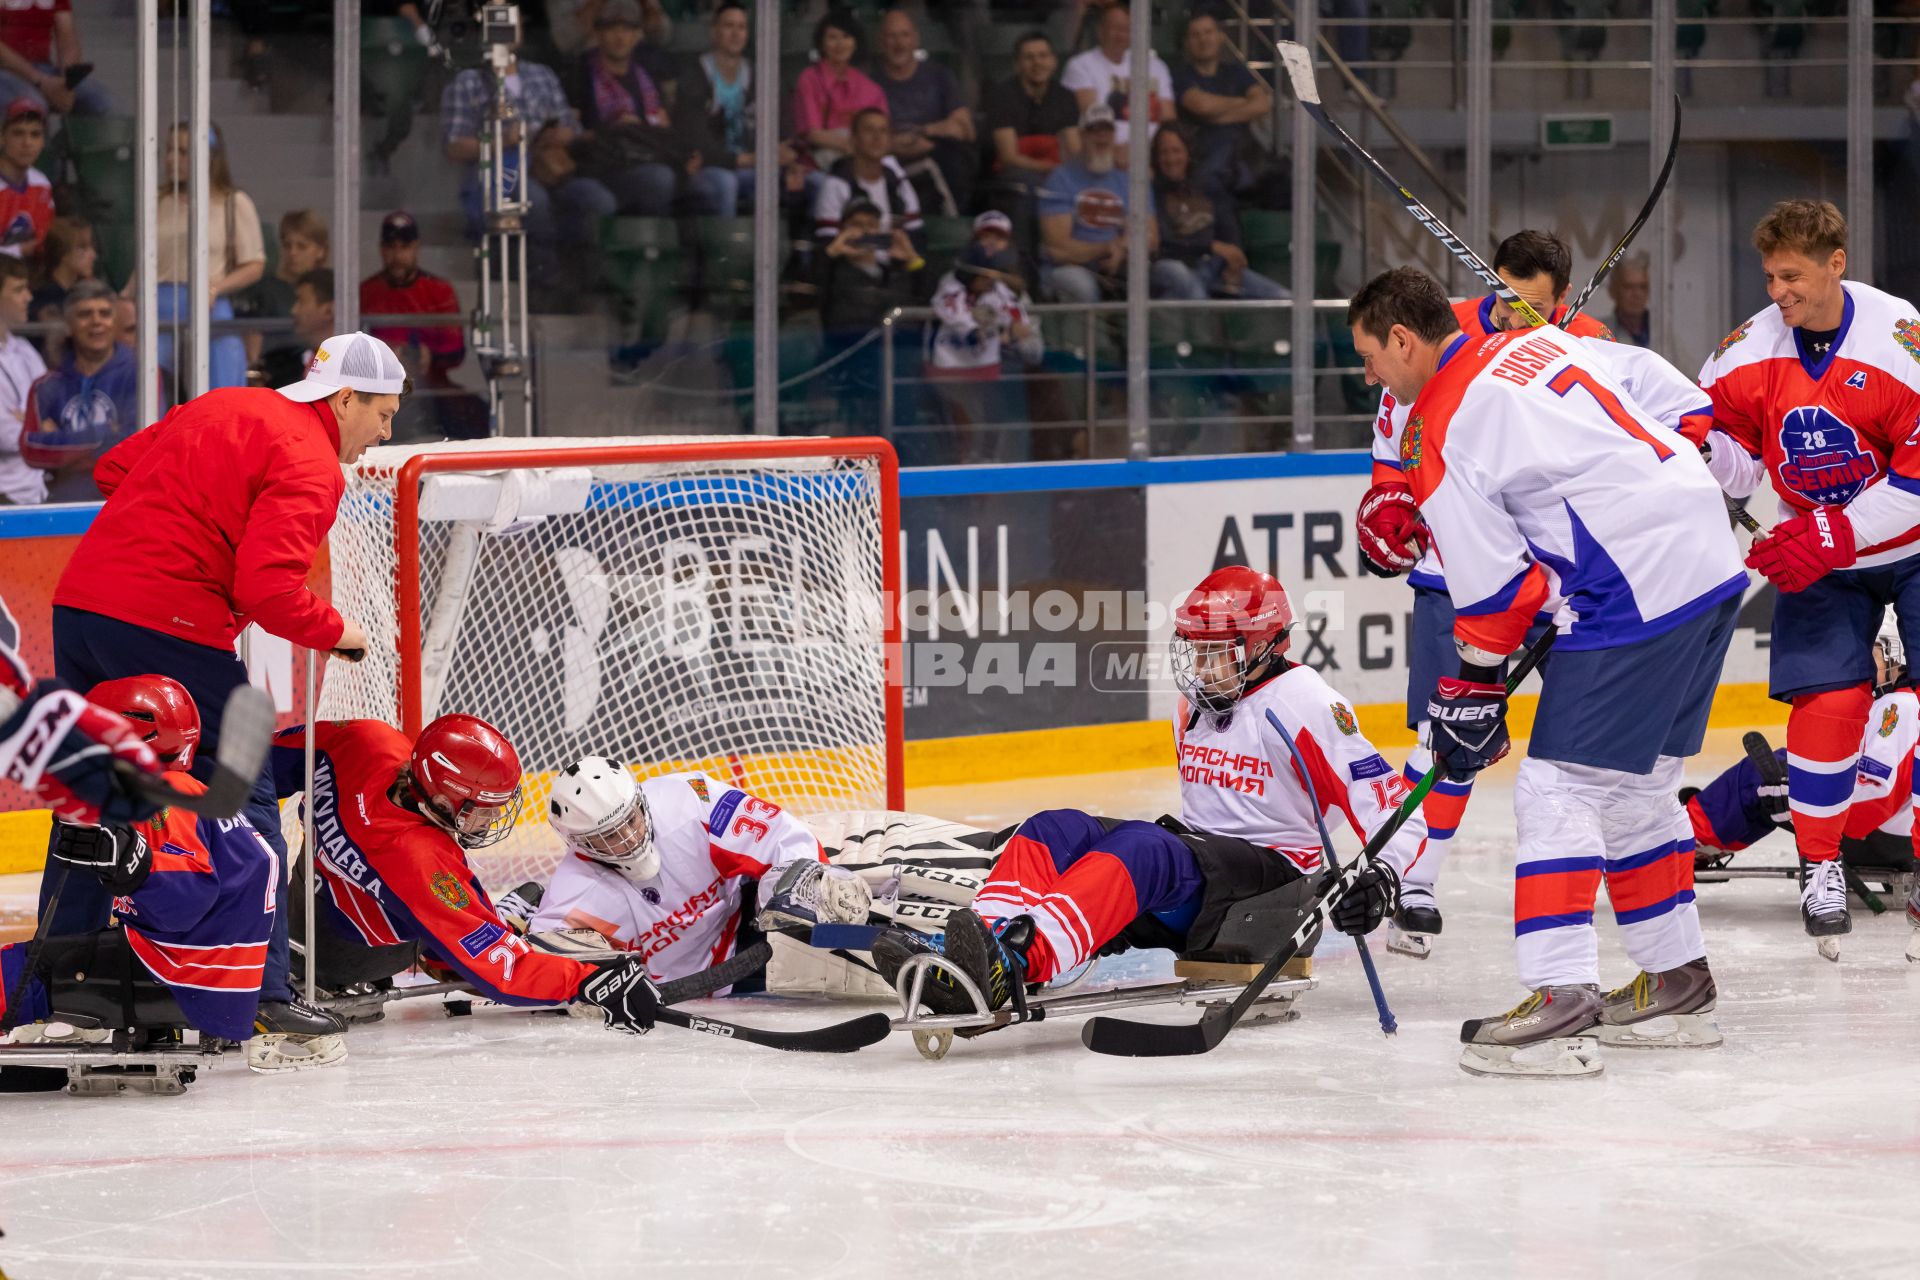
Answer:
548;757;659;881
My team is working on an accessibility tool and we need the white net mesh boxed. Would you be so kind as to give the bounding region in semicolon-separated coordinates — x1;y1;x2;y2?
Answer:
317;437;896;892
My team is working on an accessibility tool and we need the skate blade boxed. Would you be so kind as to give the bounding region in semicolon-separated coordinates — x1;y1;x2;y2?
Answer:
245;1032;348;1074
1385;924;1432;961
1816;936;1842;963
1907;929;1920;964
1458;1036;1603;1079
1596;1014;1723;1049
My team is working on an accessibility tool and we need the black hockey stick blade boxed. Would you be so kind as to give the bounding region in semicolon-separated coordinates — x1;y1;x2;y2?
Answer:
1275;40;1550;330
1742;731;1785;785
114;685;276;819
657;941;773;1005
1564;95;1682;323
1083;627;1559;1058
655;1006;893;1054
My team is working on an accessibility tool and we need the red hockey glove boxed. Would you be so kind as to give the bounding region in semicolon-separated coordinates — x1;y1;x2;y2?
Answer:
1425;678;1510;778
1745;505;1855;594
0;677;168;828
1357;481;1432;576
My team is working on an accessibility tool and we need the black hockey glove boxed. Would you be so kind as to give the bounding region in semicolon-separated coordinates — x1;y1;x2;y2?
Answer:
50;820;152;893
1425;677;1509;778
1330;861;1397;936
577;955;662;1035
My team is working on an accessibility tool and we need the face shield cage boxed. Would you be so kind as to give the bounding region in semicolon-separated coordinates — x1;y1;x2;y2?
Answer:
1171;635;1254;714
431;785;527;850
566;790;655;867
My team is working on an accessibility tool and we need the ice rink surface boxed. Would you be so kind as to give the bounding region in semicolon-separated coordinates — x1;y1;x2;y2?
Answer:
3;730;1918;1279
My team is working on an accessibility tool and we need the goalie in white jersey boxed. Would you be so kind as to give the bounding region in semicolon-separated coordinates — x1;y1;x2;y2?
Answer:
530;762;871;988
1349;266;1747;1077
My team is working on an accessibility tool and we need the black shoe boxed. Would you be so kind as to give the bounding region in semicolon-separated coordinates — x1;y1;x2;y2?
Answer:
1394;901;1443;935
872;928;976;1016
941;910;1034;1012
254;997;348;1038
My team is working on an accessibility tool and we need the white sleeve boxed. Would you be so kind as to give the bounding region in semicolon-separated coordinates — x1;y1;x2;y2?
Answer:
1369;390;1402;473
813;176;849;239
1060;52;1101;96
1150;56;1174;104
1851;695;1911;803
1585;340;1712;436
1704;428;1765;500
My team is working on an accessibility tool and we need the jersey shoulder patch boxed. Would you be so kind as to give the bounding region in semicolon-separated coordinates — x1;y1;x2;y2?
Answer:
1878;702;1900;737
429;869;471;910
1892;318;1920;368
1330;702;1358;735
686;776;710;802
1713;320;1752;362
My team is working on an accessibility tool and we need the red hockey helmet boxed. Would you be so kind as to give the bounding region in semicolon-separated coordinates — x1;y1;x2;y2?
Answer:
88;675;201;769
409;713;525;849
1171;566;1295;714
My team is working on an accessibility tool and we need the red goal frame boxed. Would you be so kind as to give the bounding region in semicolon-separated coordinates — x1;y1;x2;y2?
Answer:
386;436;905;809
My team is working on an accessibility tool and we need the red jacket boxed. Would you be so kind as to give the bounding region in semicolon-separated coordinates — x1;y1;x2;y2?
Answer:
54;388;347;652
361;270;464;383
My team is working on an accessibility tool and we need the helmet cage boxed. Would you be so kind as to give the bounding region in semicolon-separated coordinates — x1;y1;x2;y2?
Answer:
1874;632;1908;697
565;787;655;869
424;783;526;850
1171;634;1271;714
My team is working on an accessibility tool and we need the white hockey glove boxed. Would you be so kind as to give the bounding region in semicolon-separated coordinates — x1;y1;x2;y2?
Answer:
755;860;874;932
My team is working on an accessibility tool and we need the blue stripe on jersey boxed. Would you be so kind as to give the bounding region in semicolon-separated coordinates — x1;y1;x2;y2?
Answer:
1516;855;1606;878
1516;910;1595;935
1887;470;1920;497
1786;761;1857;808
1408;569;1447;591
1376;457;1404;472
1604;838;1684;874
1614;889;1695;926
1527;505;1750;651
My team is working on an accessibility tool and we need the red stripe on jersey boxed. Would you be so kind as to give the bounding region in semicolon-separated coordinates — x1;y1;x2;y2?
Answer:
708;844;771;880
1454;563;1551;657
1287;727;1362;841
125;929;267;991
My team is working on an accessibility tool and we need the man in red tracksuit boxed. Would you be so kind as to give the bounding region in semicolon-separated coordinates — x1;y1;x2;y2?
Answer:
361;211;486;439
41;331;409;1035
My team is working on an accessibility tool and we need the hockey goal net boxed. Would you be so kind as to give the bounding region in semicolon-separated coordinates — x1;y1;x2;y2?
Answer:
315;436;903;892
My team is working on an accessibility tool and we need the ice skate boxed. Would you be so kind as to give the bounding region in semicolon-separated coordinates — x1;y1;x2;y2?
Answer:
1458;985;1604;1078
1800;858;1851;962
872;927;975;1016
1596;958;1723;1048
1386;887;1441;960
1906;882;1920;964
246;997;349;1073
939;909;1034;1012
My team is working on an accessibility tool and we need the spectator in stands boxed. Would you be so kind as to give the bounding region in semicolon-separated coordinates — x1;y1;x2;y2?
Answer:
363;2;438;175
362;211;487;441
442;30;609;293
1172;8;1273;194
143;121;265;391
985;32;1080;192
29;213;94;339
560;0;726;217
246;209;330;386
679;2;799;218
873;8;974;218
554;0;674;59
793;10;888;178
814;107;927;268
0;0;108;118
1606;252;1652;348
1038;103;1148;303
20;281;140;502
819;195;915;433
0;99;53;261
289;269;335;365
0;253;45;505
1149;122;1284;301
1061;3;1171;156
927;222;1043;465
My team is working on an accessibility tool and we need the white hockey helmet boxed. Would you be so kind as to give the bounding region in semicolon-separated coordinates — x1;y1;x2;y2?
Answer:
1874;610;1907;696
547;757;659;881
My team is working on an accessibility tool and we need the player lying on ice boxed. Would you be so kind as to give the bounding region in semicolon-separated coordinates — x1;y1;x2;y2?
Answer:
1681;613;1920;955
1349;265;1747;1076
0;676;332;1075
268;716;663;1037
531;759;999;993
1355;228;1722;960
865;564;1430;1012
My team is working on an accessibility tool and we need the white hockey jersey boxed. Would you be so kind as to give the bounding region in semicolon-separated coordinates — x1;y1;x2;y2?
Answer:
529;772;825;984
1847;689;1919;838
1175;664;1429;879
1401;327;1747;656
1372;328;1714;593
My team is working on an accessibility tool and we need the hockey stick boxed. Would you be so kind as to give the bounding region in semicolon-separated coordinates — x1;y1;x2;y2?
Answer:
112;685;276;820
1263;707;1396;1036
1276;41;1548;330
653;1005;892;1054
1084;627;1557;1057
1562;95;1682;324
657;941;773;1004
0;863;68;1033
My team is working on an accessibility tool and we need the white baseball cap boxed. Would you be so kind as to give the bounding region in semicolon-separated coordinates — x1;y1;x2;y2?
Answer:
277;332;408;404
